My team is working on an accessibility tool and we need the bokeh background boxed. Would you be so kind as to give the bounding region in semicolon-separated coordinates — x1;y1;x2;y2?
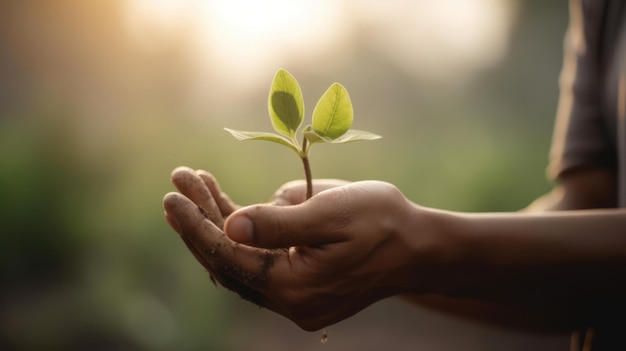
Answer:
1;0;573;350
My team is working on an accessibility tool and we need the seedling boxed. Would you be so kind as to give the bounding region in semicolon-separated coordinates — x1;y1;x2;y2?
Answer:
225;69;381;199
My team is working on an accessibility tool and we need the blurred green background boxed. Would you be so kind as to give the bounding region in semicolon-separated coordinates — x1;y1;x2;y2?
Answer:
1;0;572;350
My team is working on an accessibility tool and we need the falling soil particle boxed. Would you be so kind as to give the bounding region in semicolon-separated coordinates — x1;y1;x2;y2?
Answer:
321;329;328;344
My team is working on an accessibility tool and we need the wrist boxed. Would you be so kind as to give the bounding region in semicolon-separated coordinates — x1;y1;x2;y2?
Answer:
400;204;468;296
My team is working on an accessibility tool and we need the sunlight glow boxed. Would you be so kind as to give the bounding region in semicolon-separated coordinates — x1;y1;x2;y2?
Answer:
125;0;518;87
352;0;517;81
198;0;347;88
125;0;194;49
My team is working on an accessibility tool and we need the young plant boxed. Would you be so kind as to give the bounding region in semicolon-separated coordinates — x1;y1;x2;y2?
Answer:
225;69;381;199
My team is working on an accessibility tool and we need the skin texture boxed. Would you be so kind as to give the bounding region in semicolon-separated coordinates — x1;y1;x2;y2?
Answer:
163;166;626;332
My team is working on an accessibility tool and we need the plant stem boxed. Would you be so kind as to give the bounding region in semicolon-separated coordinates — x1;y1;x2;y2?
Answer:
301;136;313;200
302;156;313;200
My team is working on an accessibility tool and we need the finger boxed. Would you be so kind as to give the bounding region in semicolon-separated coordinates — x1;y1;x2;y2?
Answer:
166;211;215;280
271;180;308;205
271;179;351;206
170;167;224;228
165;211;182;235
196;170;239;216
224;192;350;248
163;192;286;293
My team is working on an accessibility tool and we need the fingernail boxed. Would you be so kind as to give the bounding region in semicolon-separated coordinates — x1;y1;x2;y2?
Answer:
165;211;182;234
227;215;254;244
272;197;290;206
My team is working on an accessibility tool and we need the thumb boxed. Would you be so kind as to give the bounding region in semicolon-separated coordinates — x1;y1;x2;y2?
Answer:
224;200;346;249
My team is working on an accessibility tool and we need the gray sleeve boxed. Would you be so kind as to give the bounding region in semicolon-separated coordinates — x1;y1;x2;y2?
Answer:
548;0;617;181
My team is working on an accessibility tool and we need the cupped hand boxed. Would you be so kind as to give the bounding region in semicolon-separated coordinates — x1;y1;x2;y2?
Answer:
270;178;350;206
163;167;439;331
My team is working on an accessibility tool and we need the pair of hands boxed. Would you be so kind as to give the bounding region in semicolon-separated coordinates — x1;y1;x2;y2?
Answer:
163;167;440;331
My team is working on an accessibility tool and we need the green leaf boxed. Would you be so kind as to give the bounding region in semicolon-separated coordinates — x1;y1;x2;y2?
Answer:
325;129;382;144
268;69;304;140
312;83;353;140
303;125;325;144
224;128;299;154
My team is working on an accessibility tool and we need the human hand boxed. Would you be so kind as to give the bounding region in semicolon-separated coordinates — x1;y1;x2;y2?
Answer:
270;178;350;206
163;167;442;331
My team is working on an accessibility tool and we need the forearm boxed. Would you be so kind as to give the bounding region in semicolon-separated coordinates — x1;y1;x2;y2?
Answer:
401;294;578;332
401;169;621;331
428;208;626;313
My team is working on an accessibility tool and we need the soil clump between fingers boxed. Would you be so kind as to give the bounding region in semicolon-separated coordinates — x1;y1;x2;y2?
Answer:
193;209;280;307
205;245;279;307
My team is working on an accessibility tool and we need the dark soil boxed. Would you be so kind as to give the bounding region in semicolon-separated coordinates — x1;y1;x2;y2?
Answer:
207;245;279;307
195;204;280;307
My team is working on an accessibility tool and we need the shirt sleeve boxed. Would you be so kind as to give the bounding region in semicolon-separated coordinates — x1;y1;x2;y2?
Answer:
548;0;618;181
